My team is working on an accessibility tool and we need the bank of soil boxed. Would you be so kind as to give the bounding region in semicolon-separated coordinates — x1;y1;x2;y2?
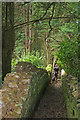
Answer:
33;79;67;118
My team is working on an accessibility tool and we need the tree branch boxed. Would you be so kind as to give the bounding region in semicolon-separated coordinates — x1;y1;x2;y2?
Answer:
3;16;79;32
46;3;56;40
49;3;55;30
40;2;54;20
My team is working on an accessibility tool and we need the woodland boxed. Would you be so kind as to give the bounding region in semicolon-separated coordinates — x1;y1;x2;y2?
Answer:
2;2;80;81
1;2;80;119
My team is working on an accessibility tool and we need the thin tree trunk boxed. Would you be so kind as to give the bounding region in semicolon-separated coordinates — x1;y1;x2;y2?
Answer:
30;23;34;52
46;32;49;65
25;6;29;57
33;22;38;54
25;26;28;56
53;57;56;69
29;2;31;53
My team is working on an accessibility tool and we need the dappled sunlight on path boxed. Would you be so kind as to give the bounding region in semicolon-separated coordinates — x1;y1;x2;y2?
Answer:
33;79;67;118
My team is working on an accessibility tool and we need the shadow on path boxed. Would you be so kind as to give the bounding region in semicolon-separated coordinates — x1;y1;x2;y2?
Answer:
33;79;67;118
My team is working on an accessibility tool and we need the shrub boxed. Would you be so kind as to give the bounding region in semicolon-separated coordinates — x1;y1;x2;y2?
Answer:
11;51;46;72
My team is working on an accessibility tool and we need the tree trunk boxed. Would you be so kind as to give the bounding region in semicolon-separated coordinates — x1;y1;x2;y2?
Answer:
0;3;2;88
53;57;57;69
46;32;49;65
25;8;28;57
2;3;15;80
32;22;38;54
25;3;30;57
29;2;32;53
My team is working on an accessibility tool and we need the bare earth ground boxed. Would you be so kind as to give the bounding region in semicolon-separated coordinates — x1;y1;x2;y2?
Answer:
33;79;67;118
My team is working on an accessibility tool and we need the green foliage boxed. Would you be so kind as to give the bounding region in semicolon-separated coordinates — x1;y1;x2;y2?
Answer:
13;31;25;59
46;64;52;72
55;36;78;76
12;2;79;78
49;3;78;76
60;20;78;36
11;51;46;72
11;59;19;72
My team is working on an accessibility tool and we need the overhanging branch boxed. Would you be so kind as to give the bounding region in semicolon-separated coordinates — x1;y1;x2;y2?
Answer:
46;3;56;40
40;2;54;20
3;16;79;32
49;3;55;30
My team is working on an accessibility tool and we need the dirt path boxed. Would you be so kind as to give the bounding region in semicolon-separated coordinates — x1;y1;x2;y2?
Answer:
33;79;67;118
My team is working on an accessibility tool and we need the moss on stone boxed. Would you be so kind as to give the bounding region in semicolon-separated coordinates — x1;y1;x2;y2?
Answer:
62;75;79;119
2;62;50;118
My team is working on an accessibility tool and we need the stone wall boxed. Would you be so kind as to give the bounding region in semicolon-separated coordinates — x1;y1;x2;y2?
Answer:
62;75;80;119
1;62;50;118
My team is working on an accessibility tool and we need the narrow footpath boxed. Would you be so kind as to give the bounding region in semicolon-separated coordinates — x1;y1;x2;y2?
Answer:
33;79;67;118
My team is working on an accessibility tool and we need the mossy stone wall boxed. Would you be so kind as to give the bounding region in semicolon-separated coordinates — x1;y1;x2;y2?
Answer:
62;75;80;119
1;62;50;118
21;70;49;118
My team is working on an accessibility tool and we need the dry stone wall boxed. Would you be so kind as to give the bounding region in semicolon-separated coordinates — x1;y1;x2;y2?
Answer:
62;75;80;119
1;62;50;119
